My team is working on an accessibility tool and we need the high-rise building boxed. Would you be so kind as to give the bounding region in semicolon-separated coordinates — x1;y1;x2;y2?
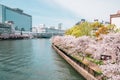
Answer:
0;4;32;31
58;23;62;30
110;10;120;28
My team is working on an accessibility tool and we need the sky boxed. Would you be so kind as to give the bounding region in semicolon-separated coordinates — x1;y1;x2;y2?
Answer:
0;0;120;29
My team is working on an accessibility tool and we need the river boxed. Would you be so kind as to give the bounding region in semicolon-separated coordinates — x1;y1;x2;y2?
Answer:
0;39;85;80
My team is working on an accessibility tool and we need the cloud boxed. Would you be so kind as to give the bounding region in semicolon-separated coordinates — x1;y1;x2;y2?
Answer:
45;0;120;21
35;0;120;28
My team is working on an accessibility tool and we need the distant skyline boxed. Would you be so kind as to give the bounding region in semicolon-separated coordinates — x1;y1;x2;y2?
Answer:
0;0;120;29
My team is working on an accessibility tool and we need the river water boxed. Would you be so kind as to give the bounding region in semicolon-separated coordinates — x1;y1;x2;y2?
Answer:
0;39;85;80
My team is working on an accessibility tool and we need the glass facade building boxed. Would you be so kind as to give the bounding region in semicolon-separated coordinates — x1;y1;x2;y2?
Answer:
0;4;32;31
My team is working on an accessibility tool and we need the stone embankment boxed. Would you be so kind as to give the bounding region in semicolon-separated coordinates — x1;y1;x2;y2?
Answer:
52;44;100;80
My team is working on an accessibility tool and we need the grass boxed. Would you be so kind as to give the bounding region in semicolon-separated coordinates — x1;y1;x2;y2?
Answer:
70;54;103;75
86;57;104;65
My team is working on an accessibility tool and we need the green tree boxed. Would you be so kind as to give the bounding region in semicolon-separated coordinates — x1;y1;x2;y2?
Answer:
65;22;93;37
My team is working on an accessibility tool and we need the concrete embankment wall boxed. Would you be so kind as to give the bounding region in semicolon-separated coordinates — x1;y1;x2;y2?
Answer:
52;44;98;80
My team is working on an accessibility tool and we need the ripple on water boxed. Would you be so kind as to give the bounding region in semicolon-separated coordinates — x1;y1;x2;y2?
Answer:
0;39;85;80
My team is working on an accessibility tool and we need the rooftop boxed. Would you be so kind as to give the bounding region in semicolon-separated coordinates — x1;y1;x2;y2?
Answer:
0;4;32;17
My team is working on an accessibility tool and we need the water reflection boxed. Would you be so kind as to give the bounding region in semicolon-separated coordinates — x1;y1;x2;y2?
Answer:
0;39;85;80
